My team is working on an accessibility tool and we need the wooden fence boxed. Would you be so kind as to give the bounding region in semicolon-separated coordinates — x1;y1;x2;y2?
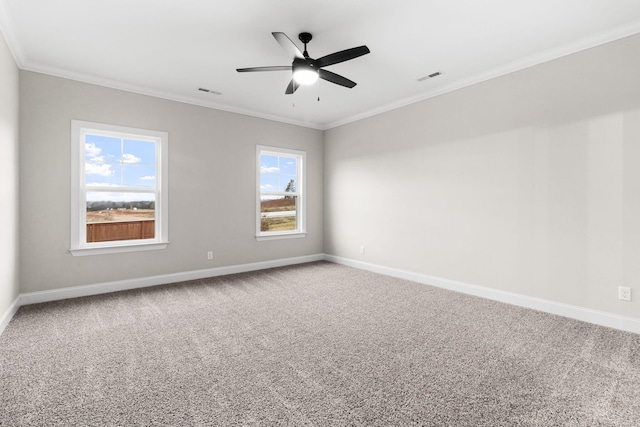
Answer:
87;220;155;243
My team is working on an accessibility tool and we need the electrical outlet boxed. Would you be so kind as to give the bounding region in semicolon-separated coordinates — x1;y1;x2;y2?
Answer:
360;246;365;255
618;286;631;301
207;251;213;260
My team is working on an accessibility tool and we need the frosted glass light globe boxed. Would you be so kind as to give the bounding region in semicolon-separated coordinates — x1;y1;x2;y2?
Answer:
293;68;319;85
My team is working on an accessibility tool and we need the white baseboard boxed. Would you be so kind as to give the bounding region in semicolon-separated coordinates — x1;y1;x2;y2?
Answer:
325;255;640;335
3;253;639;337
0;296;21;336
20;254;324;306
1;254;321;336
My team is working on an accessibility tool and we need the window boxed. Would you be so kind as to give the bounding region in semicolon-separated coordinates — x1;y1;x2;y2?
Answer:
257;146;306;239
70;120;168;256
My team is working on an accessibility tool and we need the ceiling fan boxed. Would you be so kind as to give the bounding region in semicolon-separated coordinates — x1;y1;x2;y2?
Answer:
237;32;370;94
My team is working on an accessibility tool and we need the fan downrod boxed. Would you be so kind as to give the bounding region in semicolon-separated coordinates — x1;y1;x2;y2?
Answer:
299;32;312;58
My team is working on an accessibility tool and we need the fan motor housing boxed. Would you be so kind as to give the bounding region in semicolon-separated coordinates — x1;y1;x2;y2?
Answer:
293;57;318;69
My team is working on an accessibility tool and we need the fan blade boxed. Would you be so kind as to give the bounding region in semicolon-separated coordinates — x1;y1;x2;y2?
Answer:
319;69;357;88
236;66;292;72
285;79;299;95
272;32;304;59
316;45;370;68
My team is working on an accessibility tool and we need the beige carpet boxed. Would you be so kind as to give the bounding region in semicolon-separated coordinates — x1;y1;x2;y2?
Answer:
1;261;639;426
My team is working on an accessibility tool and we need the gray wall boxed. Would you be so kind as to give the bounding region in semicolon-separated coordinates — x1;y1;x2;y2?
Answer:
0;30;19;315
19;71;323;293
324;34;640;319
12;32;640;323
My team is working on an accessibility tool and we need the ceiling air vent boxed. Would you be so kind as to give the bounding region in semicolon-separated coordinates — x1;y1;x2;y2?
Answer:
417;71;442;82
198;87;222;95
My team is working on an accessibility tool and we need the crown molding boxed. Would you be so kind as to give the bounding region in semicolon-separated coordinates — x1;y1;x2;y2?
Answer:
19;61;326;131
323;18;640;130
0;0;25;65
2;5;640;131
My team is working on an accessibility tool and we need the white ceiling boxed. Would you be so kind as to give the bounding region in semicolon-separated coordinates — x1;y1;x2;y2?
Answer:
2;0;640;130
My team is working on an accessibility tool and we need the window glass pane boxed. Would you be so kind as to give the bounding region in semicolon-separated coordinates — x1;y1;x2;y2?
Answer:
86;191;155;243
279;156;297;175
86;163;122;187
279;177;296;193
85;134;121;163
260;196;296;232
260;154;279;175
123;139;156;164
260;171;279;192
123;164;157;188
85;136;158;189
260;154;297;193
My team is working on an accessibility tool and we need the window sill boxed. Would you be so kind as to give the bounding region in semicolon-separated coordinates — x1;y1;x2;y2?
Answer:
70;242;169;256
256;232;306;242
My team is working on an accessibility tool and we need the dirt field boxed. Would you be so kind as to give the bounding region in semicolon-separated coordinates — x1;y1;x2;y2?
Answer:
261;198;296;212
86;209;154;223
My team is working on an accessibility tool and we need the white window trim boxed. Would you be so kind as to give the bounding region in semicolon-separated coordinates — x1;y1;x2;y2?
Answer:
70;120;169;256
256;145;306;240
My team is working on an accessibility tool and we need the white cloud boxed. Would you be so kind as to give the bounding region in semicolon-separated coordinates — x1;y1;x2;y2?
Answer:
122;153;141;163
85;142;102;158
86;163;114;176
260;165;279;174
140;176;155;180
85;143;105;162
260;184;274;190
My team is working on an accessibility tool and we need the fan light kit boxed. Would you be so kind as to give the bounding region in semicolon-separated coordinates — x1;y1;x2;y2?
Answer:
237;32;370;95
293;65;319;85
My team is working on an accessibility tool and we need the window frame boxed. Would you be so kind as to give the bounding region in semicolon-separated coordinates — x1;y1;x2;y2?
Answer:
70;120;169;256
256;145;306;240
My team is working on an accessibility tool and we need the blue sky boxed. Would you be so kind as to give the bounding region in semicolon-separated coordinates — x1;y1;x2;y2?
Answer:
260;154;297;193
85;134;157;202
